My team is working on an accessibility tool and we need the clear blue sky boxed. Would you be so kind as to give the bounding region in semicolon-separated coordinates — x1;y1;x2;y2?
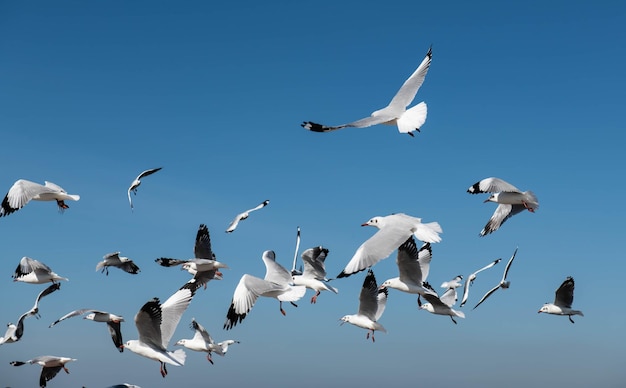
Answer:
1;1;625;387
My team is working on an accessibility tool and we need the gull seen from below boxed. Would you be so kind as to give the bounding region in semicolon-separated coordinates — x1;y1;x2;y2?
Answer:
473;248;518;310
223;250;306;330
459;258;501;307
418;283;465;324
225;199;270;233
302;46;432;137
0;283;61;346
380;237;437;298
0;179;80;217
340;269;388;342
175;318;240;364
291;246;338;304
123;278;202;377
538;277;584;323
10;355;77;388
97;252;141;275
49;309;125;352
128;167;162;211
337;212;442;278
467;177;539;236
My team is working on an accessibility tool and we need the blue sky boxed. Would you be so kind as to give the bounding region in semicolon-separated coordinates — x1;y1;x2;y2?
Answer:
1;1;625;387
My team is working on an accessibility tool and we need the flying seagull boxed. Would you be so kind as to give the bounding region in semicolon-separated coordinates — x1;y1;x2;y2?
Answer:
302;46;432;137
225;199;270;233
175;318;239;364
128;167;162;210
0;179;80;218
292;246;338;304
224;250;306;330
340;269;388;342
96;252;140;275
1;283;61;346
123;278;202;377
337;213;442;278
459;258;501;307
13;257;68;284
473;248;518;310
49;309;125;352
467;177;539;236
380;237;436;298
418;284;465;324
155;224;227;288
538;277;584;323
10;356;77;388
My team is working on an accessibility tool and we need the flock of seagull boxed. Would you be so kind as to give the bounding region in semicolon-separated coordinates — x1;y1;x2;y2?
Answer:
0;45;584;387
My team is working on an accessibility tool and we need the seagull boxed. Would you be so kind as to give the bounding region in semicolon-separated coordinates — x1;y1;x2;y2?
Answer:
336;213;442;278
128;167;162;210
459;258;502;307
380;237;436;297
0;179;80;218
340;269;388;342
290;226;302;276
123;278;202;377
10;355;77;388
467;177;539;236
225;199;270;233
155;224;227;288
49;309;125;352
302;46;432;137
13;257;68;284
440;275;463;289
175;318;239;365
538;277;584;323
224;250;306;330
96;252;140;275
107;385;142;388
473;248;518;310
1;283;61;346
418;284;465;324
292;246;338;304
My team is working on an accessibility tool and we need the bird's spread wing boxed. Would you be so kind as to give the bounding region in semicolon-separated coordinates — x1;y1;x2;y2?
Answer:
191;319;213;343
247;199;269;213
1;180;46;216
155;258;188;267
50;309;95;327
302;114;392;133
301;246;329;279
40;366;64;387
137;167;162;180
480;204;526;236
338;222;412;278
473;284;500;310
291;226;301;275
396;237;423;285
357;270;380;321
14;257;51;279
262;251;292;285
439;287;457;307
225;214;243;233
120;260;141;274
107;321;124;350
158;282;198;347
223;274;265;330
386;46;432;110
194;224;214;259
502;248;518;282
555;277;575;308
467;177;521;194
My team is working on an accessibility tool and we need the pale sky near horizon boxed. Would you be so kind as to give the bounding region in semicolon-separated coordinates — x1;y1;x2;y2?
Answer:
1;1;625;387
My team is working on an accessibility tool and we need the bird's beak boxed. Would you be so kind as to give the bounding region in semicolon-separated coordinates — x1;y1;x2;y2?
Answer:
361;223;368;227
483;198;490;203
537;310;542;314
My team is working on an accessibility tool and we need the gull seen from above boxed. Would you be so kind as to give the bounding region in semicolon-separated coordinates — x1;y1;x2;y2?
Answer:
10;355;77;388
13;257;69;284
97;252;141;275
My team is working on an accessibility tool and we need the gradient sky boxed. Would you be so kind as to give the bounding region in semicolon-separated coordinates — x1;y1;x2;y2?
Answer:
1;1;625;387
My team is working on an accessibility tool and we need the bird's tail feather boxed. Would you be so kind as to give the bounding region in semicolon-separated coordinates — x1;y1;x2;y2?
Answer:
396;102;427;134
